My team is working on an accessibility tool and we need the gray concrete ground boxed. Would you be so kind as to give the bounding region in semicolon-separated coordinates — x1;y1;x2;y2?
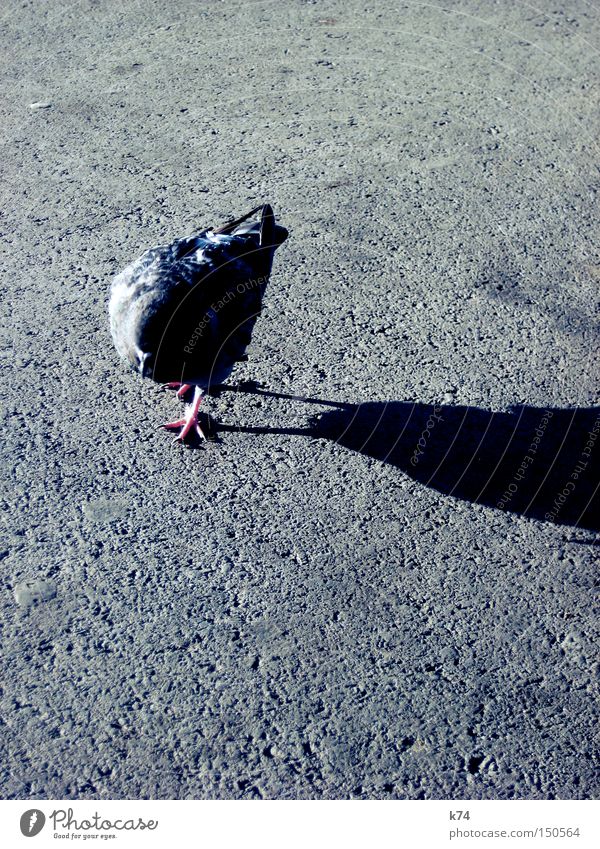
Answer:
1;0;599;799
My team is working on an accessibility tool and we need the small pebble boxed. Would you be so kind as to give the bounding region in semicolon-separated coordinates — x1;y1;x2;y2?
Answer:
83;498;129;523
14;579;57;608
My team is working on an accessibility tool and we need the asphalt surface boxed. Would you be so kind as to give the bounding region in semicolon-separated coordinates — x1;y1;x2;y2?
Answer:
1;0;599;800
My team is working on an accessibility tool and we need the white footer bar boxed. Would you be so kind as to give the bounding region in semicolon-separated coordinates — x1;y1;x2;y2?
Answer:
0;799;597;849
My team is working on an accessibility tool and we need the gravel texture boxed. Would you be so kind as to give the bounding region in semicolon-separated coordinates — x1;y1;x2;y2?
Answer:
1;0;598;800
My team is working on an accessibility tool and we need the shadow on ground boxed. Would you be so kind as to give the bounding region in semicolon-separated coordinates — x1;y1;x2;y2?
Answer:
216;385;600;531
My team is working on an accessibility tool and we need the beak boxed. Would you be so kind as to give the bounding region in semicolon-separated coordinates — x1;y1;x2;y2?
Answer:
138;351;152;377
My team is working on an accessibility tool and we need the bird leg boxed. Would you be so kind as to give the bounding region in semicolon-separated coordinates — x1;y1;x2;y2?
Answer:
159;386;206;444
161;382;192;399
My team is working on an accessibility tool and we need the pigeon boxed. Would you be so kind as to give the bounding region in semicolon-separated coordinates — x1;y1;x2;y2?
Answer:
109;204;288;443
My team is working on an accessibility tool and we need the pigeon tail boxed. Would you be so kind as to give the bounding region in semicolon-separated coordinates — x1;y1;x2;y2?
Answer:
213;204;288;250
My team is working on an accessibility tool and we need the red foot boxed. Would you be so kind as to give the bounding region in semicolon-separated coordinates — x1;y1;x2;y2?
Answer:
158;387;205;444
161;382;192;399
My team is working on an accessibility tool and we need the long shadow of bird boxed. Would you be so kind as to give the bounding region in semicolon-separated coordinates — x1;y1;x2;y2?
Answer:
214;384;600;532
